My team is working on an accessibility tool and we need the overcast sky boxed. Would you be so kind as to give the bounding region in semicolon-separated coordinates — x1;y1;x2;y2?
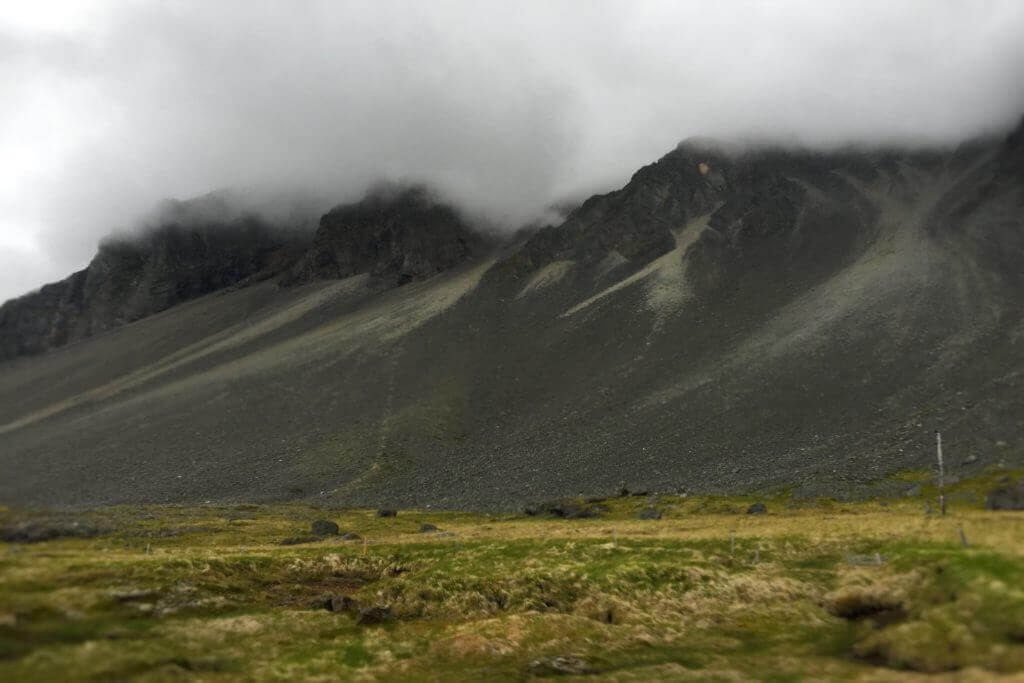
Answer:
2;0;1023;302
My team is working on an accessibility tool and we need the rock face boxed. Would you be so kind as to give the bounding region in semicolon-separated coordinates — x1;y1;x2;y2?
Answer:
0;215;306;361
283;186;485;288
2;119;1024;510
501;139;731;277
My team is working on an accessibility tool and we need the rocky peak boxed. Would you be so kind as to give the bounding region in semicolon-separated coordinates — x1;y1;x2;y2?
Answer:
283;185;485;288
500;142;734;279
0;213;306;361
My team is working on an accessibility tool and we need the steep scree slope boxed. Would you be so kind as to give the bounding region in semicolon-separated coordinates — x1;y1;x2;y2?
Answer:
1;125;1023;508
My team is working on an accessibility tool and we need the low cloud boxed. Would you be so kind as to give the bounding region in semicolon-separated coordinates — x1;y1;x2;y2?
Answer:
2;0;1023;300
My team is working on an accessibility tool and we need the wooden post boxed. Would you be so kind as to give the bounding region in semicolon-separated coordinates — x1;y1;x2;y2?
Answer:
936;431;946;516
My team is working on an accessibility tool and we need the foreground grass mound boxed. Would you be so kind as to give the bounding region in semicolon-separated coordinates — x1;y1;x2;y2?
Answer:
1;491;1023;681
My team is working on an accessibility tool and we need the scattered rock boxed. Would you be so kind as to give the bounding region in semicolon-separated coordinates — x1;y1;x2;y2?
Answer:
527;655;593;676
310;596;332;610
635;508;662;520
355;606;392;625
0;519;109;543
124;526;221;538
279;536;321;546
341;532;362;541
746;502;767;515
377;509;397;518
986;485;1024;510
525;500;601;519
329;595;361;613
419;523;440;533
963;454;978;465
311;520;339;536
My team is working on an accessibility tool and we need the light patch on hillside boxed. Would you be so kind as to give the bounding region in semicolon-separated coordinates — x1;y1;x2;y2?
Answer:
594;250;629;279
641;159;997;409
0;277;369;435
0;259;496;435
515;260;575;299
561;214;710;321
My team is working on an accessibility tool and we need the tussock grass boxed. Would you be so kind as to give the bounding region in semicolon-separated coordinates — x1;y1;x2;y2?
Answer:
1;490;1023;681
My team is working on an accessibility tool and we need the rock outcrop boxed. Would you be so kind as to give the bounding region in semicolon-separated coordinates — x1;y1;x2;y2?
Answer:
0;216;306;361
283;186;485;288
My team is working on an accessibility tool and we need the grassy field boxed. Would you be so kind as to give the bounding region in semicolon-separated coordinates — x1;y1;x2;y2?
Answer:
2;474;1024;681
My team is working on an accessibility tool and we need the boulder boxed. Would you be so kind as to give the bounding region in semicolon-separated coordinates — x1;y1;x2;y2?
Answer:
636;508;662;520
526;500;601;519
280;536;321;546
329;595;361;613
986;485;1024;510
355;606;392;626
377;509;397;518
419;523;440;533
341;532;362;541
311;520;339;536
746;502;767;515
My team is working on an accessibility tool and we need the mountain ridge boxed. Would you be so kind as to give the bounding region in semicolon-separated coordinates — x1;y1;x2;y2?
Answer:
1;119;1022;509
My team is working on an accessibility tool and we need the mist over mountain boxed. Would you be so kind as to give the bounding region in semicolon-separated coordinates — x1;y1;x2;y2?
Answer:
3;1;1024;303
1;112;1022;508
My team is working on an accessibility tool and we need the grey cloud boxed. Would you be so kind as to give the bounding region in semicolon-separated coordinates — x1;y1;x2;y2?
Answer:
2;0;1023;301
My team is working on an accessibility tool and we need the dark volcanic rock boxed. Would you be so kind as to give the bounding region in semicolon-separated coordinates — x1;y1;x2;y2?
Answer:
310;520;340;536
355;606;392;626
377;509;397;518
499;140;731;279
526;500;601;519
746;502;767;515
280;536;321;546
283;186;484;288
341;532;362;541
328;595;361;613
0;519;109;543
419;523;439;533
0;210;307;361
986;485;1024;510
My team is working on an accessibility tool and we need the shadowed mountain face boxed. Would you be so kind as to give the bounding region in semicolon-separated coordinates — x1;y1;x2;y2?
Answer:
1;122;1023;509
0;217;307;361
283;186;486;288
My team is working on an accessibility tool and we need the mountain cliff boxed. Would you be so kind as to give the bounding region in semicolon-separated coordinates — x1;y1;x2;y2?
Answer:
0;216;305;361
282;186;486;288
0;187;485;361
1;120;1022;509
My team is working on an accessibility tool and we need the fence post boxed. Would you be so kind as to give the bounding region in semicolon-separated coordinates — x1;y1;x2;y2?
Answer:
936;431;946;516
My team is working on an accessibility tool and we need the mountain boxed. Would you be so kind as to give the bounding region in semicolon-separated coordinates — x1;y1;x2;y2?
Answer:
1;120;1022;509
283;185;487;288
0;209;306;361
